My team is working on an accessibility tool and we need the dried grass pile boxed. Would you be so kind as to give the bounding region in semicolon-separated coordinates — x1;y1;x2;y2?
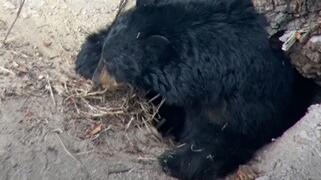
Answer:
59;77;164;143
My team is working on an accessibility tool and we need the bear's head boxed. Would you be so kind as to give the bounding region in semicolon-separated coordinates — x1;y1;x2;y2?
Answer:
92;6;173;90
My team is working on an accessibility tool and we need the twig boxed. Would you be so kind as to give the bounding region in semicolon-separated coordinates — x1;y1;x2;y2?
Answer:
3;0;26;44
73;100;81;114
85;89;108;96
53;130;81;163
150;98;166;121
125;117;135;131
46;75;56;106
64;89;107;101
147;93;160;103
79;96;96;111
84;110;124;118
53;130;92;180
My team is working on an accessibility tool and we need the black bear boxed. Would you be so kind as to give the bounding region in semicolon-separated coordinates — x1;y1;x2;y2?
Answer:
75;0;315;179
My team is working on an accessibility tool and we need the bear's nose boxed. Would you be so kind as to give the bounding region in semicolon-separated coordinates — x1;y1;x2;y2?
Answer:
92;59;118;90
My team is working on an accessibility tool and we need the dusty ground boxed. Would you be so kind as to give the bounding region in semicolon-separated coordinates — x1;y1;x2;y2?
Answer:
0;0;321;180
0;0;173;179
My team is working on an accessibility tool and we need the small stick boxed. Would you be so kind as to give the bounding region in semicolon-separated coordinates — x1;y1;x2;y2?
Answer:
147;93;160;103
72;98;80;114
79;96;96;111
53;130;92;180
53;131;82;164
125;117;135;131
46;75;56;106
85;110;124;118
150;98;166;121
85;89;108;97
3;0;26;44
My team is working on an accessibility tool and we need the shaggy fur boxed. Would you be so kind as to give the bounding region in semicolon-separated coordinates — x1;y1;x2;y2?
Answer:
75;0;315;179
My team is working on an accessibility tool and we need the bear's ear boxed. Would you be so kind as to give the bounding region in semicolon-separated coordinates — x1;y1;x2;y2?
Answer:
136;0;158;7
144;35;171;58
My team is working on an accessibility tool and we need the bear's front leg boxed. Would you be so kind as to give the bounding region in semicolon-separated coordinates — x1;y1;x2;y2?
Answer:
159;112;258;180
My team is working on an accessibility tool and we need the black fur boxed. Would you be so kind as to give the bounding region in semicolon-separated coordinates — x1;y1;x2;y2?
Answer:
75;0;315;179
75;28;110;79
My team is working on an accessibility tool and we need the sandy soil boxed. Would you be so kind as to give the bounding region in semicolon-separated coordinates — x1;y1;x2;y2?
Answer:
0;0;173;179
1;0;321;180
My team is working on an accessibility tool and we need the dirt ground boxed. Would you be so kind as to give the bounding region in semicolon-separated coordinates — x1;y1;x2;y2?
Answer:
0;0;173;179
0;0;321;180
